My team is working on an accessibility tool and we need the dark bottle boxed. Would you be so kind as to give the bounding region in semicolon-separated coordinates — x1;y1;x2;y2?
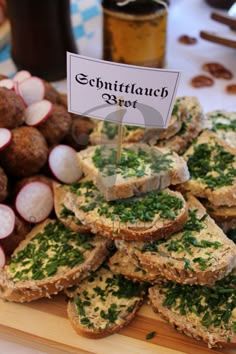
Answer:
102;0;169;68
6;0;78;81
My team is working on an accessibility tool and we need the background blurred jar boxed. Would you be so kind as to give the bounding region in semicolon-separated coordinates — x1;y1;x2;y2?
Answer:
6;0;78;81
102;0;169;68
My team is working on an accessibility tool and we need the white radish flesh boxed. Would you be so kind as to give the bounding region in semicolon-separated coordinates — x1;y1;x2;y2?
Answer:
0;246;6;268
24;100;53;126
13;70;31;83
0;128;12;150
0;204;16;239
18;76;45;106
15;181;54;223
49;145;82;184
0;78;14;90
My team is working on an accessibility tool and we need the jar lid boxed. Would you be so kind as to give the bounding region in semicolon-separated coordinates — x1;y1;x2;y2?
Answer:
102;0;169;12
117;0;168;6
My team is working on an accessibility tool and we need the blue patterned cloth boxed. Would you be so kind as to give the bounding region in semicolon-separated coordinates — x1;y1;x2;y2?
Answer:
0;0;101;76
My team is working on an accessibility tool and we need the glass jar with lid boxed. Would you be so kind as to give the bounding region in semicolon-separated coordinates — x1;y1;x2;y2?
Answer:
102;0;169;68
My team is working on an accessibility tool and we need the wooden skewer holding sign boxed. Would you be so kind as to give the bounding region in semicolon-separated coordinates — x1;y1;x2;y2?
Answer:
116;98;124;163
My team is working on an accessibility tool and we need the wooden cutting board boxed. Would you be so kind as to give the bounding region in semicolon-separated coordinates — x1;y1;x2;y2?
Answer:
0;293;235;354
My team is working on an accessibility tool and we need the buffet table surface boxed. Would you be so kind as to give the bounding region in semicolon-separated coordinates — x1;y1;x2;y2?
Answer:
0;0;235;353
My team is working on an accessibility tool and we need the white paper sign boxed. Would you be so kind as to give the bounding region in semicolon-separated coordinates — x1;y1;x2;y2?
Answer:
67;53;181;128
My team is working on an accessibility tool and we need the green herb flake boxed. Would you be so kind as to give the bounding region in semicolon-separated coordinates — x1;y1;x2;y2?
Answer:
146;331;156;340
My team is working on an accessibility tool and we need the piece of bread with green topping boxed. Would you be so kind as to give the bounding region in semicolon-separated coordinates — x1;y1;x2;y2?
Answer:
0;219;112;302
53;181;90;233
108;251;160;283
183;130;236;207
201;199;236;232
115;195;236;285
149;269;236;348
205;110;236;149
143;96;205;155
77;142;189;201
89;120;144;145
63;179;188;242
66;264;148;338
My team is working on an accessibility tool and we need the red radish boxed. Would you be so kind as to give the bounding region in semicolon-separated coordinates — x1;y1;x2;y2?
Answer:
0;204;16;239
15;181;54;223
0;78;14;90
18;76;45;106
24;100;53;126
49;145;82;184
0;128;12;151
0;246;6;268
13;70;31;83
14;81;20;96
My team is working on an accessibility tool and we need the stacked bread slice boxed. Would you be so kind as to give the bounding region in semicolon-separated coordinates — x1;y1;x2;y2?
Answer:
89;96;205;155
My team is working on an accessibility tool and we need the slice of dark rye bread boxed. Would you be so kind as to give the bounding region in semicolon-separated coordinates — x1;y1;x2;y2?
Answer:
0;219;112;302
77;142;190;201
115;195;236;285
62;179;188;242
183;130;236;207
53;181;90;233
66;265;148;339
148;269;236;348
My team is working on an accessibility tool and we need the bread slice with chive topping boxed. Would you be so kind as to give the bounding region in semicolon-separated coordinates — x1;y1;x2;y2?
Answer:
143;96;205;154
66;264;148;338
63;179;188;242
115;194;236;285
205;110;236;149
53;181;90;233
0;219;112;302
183;130;236;207
77;142;189;201
89;120;145;145
149;269;236;348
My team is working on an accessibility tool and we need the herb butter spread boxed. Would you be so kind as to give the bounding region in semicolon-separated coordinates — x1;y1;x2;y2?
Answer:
6;220;96;281
159;271;236;341
101;121;144;141
92;145;172;178
134;205;223;272
67;265;147;332
187;135;236;189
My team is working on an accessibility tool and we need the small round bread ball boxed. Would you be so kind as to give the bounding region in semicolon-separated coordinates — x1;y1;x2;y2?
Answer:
0;166;8;202
0;126;48;177
37;104;72;145
0;87;25;129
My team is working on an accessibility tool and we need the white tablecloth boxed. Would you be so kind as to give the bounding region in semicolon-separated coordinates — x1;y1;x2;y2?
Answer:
0;0;235;353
